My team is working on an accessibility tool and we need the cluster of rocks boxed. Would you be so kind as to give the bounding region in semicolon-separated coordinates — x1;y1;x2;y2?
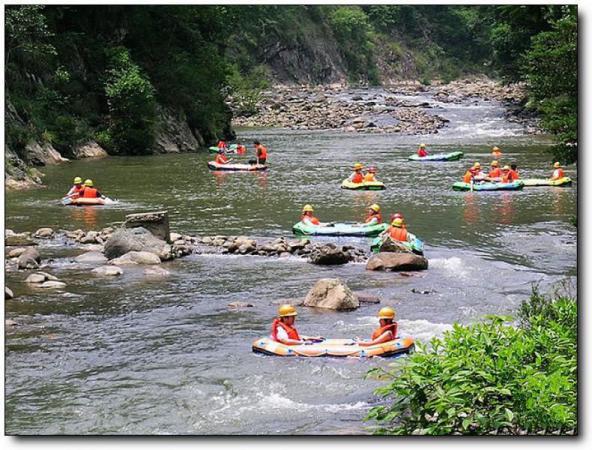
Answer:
230;84;448;134
429;78;527;104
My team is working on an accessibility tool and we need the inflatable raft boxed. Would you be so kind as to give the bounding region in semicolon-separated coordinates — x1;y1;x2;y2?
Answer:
341;180;386;190
452;181;524;191
61;197;116;206
207;161;268;171
292;221;388;237
252;337;415;358
522;177;572;187
208;144;238;154
371;234;424;255
408;151;464;162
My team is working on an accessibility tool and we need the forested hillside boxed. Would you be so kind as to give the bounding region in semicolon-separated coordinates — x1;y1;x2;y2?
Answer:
4;5;577;189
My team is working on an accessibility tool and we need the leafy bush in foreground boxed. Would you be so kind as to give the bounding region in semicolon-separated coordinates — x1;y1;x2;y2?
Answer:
366;291;577;435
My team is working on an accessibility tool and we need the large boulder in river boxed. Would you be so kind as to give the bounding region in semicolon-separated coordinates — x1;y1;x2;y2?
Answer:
303;278;359;311
366;252;428;272
124;211;170;242
104;227;172;261
308;243;352;265
75;251;108;264
17;247;41;270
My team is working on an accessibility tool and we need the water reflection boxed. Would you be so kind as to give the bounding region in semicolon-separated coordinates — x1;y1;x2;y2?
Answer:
69;205;99;229
462;193;479;225
493;193;516;225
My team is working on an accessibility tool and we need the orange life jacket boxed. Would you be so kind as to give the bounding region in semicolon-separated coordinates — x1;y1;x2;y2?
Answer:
218;141;226;149
371;323;398;340
363;173;376;182
365;212;382;224
256;145;268;159
463;171;473;183
70;185;85;199
553;168;565;179
82;187;99;198
418;149;428;157
488;168;502;178
508;170;520;181
301;214;320;225
237;145;246;154
215;153;229;164
388;226;408;242
271;319;301;343
351;172;363;183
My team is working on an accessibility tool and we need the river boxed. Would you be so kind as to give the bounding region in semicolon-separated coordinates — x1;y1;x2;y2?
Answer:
4;89;577;434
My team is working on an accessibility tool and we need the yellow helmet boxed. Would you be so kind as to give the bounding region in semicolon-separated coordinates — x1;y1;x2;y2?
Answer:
554;162;561;168
84;179;94;187
391;218;404;227
492;146;501;152
502;165;510;171
419;143;426;148
491;160;499;167
302;204;314;212
353;163;364;170
370;204;380;212
278;304;297;317
473;162;481;169
73;177;82;184
378;307;396;320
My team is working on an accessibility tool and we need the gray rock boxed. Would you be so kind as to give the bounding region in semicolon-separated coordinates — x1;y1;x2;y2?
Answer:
170;232;182;242
6;319;18;328
355;293;381;304
303;278;359;311
5;287;14;299
75;251;108;264
80;231;99;244
124;211;170;242
7;247;27;258
17;247;41;270
110;251;162;265
104;227;172;260
92;266;123;277
25;273;47;283
309;244;352;265
34;227;54;238
73;141;108;159
6;234;36;247
228;301;254;308
38;281;67;289
366;252;428;272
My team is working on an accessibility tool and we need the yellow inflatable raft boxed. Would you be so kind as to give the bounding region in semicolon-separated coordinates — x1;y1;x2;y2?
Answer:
341;180;386;191
252;337;414;357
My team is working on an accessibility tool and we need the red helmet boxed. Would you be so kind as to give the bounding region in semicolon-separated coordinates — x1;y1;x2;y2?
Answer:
390;212;404;221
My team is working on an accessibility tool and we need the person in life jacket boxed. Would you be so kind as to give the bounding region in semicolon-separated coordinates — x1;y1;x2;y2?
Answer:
510;164;520;180
301;204;322;226
66;177;85;199
365;204;382;225
487;160;502;180
500;166;514;183
387;218;410;242
81;179;102;198
389;212;406;228
270;304;324;345
491;146;502;159
349;163;365;184
417;143;428;157
463;162;483;183
215;149;231;165
236;142;247;155
217;139;228;150
254;140;268;165
363;166;378;182
550;162;565;180
355;307;398;347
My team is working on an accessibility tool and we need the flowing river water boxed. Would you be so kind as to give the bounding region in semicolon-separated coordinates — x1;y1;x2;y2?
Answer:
4;89;577;435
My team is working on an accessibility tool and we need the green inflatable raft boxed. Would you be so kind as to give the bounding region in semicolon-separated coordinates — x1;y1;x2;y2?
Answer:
208;144;238;153
341;180;386;190
522;177;572;187
408;151;464;162
452;181;524;191
292;221;388;237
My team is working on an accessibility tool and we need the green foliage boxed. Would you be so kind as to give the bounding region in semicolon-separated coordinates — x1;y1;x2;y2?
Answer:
104;47;156;154
226;64;270;117
5;5;56;67
367;291;577;435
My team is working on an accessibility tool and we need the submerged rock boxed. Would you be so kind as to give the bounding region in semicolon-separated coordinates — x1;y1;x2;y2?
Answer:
38;281;67;289
110;251;162;266
303;278;359;311
228;301;254;308
25;273;46;283
366;252;428;272
75;251;108;264
92;266;123;277
143;266;171;277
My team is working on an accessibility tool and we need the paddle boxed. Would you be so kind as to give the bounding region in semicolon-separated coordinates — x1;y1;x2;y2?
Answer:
470;178;474;192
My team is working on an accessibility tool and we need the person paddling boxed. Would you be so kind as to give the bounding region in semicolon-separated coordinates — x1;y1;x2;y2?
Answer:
487;160;502;181
81;179;103;198
550;162;565;180
355;307;398;347
463;162;483;183
215;149;231;165
510;164;520;180
254;140;268;165
270;305;324;345
386;218;411;242
491;146;502;159
363;166;378;182
349;163;365;184
417;143;428;157
301;204;323;226
236;142;247;155
365;204;383;226
66;177;85;199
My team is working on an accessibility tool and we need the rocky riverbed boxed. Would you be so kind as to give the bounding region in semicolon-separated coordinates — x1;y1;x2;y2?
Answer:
229;77;536;134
